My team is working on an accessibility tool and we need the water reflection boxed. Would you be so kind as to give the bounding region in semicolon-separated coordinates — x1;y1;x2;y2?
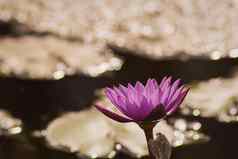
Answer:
180;73;238;123
0;110;22;136
44;107;209;158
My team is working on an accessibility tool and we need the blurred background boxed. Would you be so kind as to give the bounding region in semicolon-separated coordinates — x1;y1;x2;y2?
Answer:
0;0;237;159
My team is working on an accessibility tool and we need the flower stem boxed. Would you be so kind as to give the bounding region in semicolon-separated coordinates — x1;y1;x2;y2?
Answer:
139;122;157;159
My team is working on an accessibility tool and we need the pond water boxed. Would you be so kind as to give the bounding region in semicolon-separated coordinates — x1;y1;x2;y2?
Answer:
0;49;238;159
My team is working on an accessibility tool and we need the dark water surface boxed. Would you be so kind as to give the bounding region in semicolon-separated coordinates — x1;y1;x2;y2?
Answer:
0;44;238;159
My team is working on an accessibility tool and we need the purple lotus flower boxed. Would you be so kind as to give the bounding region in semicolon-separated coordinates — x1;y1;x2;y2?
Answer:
95;77;189;123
